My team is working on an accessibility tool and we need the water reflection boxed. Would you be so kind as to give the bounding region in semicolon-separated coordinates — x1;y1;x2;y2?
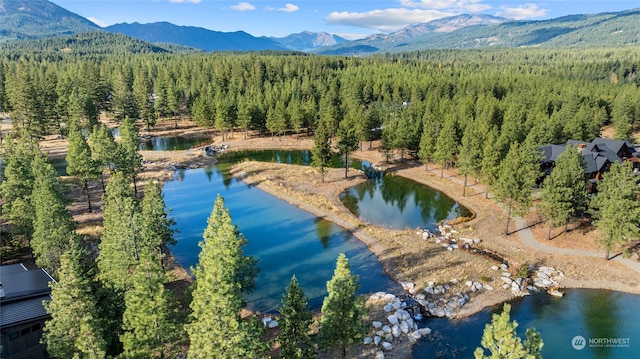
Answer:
413;289;640;359
340;173;471;231
163;165;400;312
139;136;210;151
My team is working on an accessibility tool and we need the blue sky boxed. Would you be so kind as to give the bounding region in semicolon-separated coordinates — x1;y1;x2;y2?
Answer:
53;1;639;40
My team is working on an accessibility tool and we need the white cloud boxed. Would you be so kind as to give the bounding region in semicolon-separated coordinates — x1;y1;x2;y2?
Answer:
497;3;548;19
87;16;107;28
399;0;490;12
168;0;201;3
278;3;299;13
327;8;456;32
231;2;256;11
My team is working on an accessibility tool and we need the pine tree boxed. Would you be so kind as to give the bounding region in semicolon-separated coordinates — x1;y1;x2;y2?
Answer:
539;145;587;239
474;303;543;359
66;119;100;212
30;155;74;275
318;253;367;359
480;127;501;199
137;180;176;261
43;238;107;359
89;123;118;192
336;118;359;179
494;142;540;235
97;172;140;292
311;120;332;183
115;116;143;194
0;138;37;242
121;253;180;359
589;161;640;259
186;195;266;358
279;276;315;359
433;115;458;178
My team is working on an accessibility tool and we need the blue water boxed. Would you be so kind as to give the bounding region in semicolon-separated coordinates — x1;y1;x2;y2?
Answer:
340;173;472;231
162;165;400;313
413;289;640;359
139;136;211;151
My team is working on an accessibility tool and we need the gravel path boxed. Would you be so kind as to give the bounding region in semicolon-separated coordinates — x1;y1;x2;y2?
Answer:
421;166;640;274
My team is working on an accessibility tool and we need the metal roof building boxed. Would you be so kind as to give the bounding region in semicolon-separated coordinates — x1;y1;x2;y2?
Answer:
0;263;54;359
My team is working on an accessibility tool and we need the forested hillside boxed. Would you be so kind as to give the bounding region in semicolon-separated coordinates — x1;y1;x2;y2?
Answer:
1;44;640;358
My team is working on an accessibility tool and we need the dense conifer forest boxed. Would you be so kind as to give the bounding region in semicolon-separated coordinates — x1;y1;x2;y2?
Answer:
1;36;640;357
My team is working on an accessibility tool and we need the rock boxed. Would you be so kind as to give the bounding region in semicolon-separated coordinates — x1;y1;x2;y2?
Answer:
268;319;279;328
364;337;373;345
383;304;394;312
392;325;401;337
372;321;383;329
385;333;394;342
374;336;382;345
427;302;436;309
425;287;435;294
549;288;564;297
427;281;435;287
465;280;473;287
484;284;494;291
502;272;511;277
501;277;513;285
473;282;483;291
435;308;446;317
473;238;482;244
382;325;391;334
400;321;410;334
400;282;415;291
411;331;423;340
419;327;432;336
416;293;426;300
376;330;384;337
387;315;399;325
382;341;393;351
450;278;459;284
392;300;403;310
500;264;509;271
261;317;272;326
491;265;499;271
502;283;510;289
376;351;385;359
395;309;410;321
383;293;397;301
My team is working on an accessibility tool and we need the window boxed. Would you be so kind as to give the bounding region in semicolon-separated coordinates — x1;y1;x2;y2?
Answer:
31;323;41;332
20;327;31;336
9;331;20;340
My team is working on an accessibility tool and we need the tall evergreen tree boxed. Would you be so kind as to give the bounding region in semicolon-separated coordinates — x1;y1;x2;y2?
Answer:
433;115;458;178
97;172;140;292
311;120;332;183
279;275;315;359
318;253;367;359
66;119;100;212
589;161;640;259
480;127;501;199
186;195;266;358
336;117;359;179
30;155;74;275
474;303;543;359
43;238;107;359
89;123;118;192
115;116;143;194
137;180;176;262
0;138;37;242
538;145;587;239
121;253;180;359
494;142;540;235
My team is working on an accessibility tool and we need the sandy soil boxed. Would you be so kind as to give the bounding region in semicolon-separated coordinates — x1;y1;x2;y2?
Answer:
12;118;639;358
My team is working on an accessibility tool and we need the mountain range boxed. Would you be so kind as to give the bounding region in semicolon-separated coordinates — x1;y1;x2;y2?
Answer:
1;0;639;54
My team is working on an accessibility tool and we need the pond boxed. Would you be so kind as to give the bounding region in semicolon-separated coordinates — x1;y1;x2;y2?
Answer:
413;289;640;358
139;136;211;151
339;171;472;232
162;164;401;313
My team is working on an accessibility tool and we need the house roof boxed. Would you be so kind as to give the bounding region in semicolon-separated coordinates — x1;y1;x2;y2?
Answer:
592;137;635;157
0;263;53;327
540;144;568;163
